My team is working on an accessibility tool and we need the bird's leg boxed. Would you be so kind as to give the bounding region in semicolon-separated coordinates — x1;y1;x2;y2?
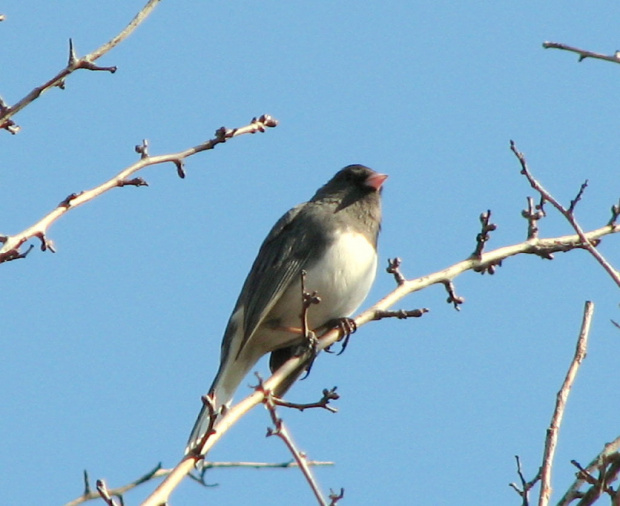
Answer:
266;270;322;380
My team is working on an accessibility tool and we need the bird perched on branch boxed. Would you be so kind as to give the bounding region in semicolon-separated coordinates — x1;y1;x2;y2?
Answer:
187;164;387;453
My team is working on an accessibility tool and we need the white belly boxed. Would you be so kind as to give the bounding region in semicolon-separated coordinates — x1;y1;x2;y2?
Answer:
265;230;377;345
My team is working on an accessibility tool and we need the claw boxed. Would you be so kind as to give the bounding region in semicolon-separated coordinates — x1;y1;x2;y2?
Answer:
335;317;357;356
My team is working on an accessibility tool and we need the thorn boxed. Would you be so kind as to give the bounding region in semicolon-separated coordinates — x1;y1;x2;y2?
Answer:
608;199;620;226
68;38;78;66
83;469;91;496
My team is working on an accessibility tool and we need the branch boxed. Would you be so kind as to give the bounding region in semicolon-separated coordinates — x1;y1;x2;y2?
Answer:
511;141;620;288
538;301;594;506
142;220;620;505
509;455;540;506
65;460;333;505
373;308;429;320
558;436;620;505
261;379;331;506
543;41;620;65
273;387;340;414
0;0;161;133
0;115;278;263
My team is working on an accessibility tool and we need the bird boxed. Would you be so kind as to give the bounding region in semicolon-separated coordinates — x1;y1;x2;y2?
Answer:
186;164;387;453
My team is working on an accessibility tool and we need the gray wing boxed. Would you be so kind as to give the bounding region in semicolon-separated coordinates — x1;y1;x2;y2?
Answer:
232;203;328;359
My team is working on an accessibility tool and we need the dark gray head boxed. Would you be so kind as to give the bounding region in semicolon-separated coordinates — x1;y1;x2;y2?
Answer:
311;164;387;244
311;164;387;206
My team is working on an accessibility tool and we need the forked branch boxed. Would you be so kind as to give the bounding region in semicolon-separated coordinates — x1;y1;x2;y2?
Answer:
0;0;161;133
511;141;620;288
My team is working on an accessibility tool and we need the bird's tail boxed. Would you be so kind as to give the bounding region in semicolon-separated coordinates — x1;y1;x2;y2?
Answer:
185;343;259;454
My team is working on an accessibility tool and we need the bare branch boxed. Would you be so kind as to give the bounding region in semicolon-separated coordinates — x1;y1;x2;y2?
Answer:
273;387;340;414
142;219;620;506
0;0;161;133
509;455;540;506
511;141;620;288
373;308;429;320
538;301;594;506
66;465;164;506
543;41;620;65
202;459;334;470
260;377;330;506
0;115;278;264
558;436;620;505
66;459;334;505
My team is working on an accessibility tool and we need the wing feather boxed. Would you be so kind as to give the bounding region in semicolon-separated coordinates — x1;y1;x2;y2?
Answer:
233;203;327;358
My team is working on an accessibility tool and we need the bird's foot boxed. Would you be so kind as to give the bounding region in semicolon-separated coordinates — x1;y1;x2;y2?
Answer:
324;317;357;355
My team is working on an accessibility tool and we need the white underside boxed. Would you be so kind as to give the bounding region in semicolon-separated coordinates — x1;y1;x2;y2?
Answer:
212;230;377;408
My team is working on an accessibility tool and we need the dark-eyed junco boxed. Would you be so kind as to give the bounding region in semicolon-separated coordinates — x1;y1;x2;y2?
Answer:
187;164;387;452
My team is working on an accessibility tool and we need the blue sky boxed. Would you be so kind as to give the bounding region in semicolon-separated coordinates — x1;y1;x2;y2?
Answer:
2;2;619;505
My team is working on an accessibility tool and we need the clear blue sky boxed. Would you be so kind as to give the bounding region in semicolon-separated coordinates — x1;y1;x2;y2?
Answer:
2;2;619;505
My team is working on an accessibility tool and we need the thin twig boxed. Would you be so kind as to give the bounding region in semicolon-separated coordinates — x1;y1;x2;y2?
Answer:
66;464;164;506
202;459;334;470
511;141;620;288
273;387;340;413
538;301;594;506
262;382;328;505
509;455;540;506
65;459;333;505
543;41;620;65
0;0;161;133
0;115;278;263
373;308;429;320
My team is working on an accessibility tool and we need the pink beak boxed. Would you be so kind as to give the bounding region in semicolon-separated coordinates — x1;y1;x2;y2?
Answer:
365;172;388;191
